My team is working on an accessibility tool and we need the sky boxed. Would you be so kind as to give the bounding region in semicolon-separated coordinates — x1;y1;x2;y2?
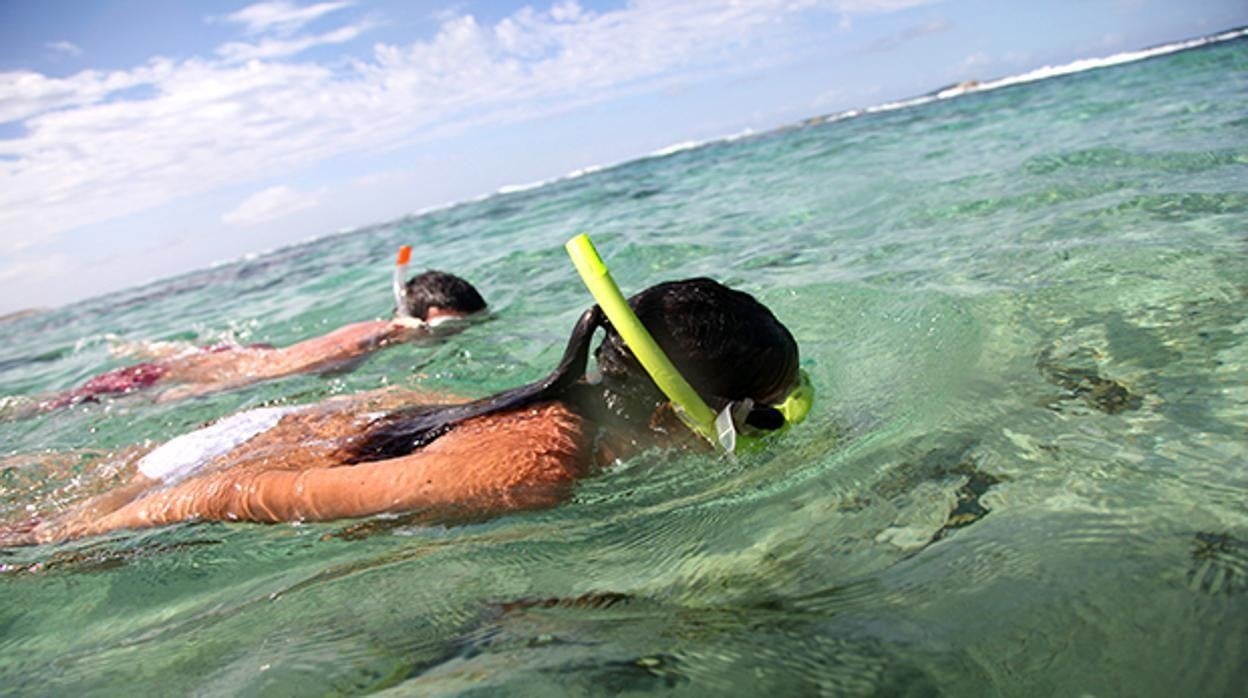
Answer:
1;0;1244;315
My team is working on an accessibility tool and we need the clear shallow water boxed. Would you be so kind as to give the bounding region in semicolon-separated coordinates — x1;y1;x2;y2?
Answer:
1;36;1246;696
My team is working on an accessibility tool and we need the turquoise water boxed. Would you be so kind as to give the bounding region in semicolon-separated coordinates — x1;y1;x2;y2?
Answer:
2;35;1246;695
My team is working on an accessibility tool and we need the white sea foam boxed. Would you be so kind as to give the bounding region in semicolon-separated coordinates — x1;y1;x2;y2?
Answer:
819;26;1248;123
495;181;547;195
478;30;1248;206
646;140;704;158
565;164;604;179
494;161;608;197
196;28;1248;275
985;27;1246;90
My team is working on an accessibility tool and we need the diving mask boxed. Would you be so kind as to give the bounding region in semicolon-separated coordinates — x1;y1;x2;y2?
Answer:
713;369;813;453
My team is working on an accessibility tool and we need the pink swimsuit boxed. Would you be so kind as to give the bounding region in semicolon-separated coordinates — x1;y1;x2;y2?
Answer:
49;363;169;408
46;342;274;410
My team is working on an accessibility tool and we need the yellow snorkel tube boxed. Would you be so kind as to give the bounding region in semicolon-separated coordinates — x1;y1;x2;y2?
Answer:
565;233;813;454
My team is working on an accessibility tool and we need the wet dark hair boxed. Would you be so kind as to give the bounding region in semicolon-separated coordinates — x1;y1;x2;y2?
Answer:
403;270;487;320
593;279;799;419
347;278;798;463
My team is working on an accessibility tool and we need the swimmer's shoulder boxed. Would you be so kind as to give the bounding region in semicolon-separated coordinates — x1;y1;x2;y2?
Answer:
426;401;593;481
453;401;587;442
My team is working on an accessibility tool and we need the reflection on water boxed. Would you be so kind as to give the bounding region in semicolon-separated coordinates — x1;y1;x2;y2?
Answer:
1;35;1246;696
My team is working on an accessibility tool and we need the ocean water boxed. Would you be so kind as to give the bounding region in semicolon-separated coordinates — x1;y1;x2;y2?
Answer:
1;32;1246;696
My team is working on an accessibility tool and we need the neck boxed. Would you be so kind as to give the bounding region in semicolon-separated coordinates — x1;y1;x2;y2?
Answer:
564;381;684;464
563;382;646;424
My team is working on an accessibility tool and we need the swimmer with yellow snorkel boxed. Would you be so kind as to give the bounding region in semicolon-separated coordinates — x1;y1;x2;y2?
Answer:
1;235;812;545
4;247;486;417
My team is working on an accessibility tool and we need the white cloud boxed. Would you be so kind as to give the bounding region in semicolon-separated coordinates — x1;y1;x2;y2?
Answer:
0;0;939;254
834;0;933;10
47;41;83;57
549;1;584;23
0;60;171;124
222;0;355;36
223;185;321;226
217;19;373;62
833;0;936;30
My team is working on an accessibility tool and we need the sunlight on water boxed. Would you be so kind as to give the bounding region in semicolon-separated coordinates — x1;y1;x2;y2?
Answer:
1;36;1246;696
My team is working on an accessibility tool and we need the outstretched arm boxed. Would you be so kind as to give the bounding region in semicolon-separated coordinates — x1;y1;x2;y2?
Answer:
34;403;590;543
270;319;422;373
155;320;420;401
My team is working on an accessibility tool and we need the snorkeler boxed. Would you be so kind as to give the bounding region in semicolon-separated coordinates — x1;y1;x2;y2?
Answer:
1;237;811;545
6;252;487;416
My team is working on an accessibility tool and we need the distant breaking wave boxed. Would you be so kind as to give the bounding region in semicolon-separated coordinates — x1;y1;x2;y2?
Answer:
488;27;1246;200
489;128;758;200
826;25;1248;120
934;26;1248;98
212;26;1248;273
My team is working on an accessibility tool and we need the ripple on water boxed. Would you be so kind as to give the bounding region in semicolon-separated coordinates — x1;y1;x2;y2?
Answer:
3;34;1248;695
399;592;964;695
1185;531;1248;596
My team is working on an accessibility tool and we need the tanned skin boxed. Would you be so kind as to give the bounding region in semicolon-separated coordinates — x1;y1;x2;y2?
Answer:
17;308;466;414
10;394;593;545
150;319;419;402
1;279;798;546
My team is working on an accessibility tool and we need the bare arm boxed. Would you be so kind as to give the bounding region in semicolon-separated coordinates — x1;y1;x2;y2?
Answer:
154;320;418;402
271;320;418;373
39;403;591;542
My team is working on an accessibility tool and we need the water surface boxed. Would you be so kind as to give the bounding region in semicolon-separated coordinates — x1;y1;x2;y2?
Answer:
1;34;1246;696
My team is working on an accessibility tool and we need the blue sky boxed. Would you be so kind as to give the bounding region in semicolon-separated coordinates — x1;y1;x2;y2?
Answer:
1;0;1244;315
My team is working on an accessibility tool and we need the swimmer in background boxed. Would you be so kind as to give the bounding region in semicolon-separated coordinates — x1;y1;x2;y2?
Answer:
1;262;810;545
2;250;487;417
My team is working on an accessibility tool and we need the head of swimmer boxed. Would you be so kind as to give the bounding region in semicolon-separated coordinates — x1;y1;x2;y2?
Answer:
400;271;487;322
343;277;799;464
589;278;800;433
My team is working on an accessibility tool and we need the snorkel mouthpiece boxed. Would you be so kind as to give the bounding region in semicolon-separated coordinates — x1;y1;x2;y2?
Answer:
565;233;814;454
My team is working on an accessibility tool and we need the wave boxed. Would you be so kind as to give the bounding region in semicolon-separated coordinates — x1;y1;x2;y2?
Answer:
481;28;1247;208
813;26;1248;124
485;128;760;202
645;140;703;159
929;26;1248;99
145;27;1248;287
493;162;608;197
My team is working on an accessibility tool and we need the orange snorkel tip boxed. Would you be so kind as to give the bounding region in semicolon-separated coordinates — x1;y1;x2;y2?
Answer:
393;245;415;319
